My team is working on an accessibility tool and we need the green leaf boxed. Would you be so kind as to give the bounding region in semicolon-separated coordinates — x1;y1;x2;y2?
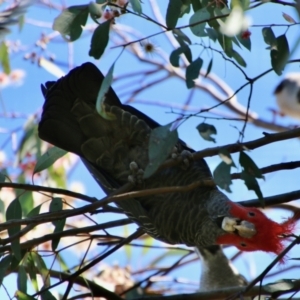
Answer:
96;63;117;120
166;0;182;29
232;49;246;67
262;27;276;47
218;148;236;167
170;45;192;67
191;0;202;12
216;34;233;57
144;124;178;179
142;236;154;255
27;204;42;218
56;254;69;272
18;15;25;32
88;2;103;19
0;42;10;74
237;32;251;51
15;290;36;300
239;151;264;178
34;146;67;174
222;37;234;57
17;265;27;293
123;225;132;261
25;253;38;292
6;198;22;260
130;0;142;14
204;58;213;77
196;123;217;143
241;170;264;206
89;19;111;59
0;199;5;217
231;0;250;10
53;5;89;41
172;29;192;63
0;172;5;183
186;57;203;88
189;8;210;37
41;288;57;300
206;28;218;41
213;161;232;192
173;28;191;45
179;0;191;16
271;34;290;75
0;255;11;285
49;198;65;251
19;192;34;217
17;122;39;163
30;253;50;287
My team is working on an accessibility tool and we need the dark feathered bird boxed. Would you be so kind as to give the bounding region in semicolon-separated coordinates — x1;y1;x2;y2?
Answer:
38;62;296;254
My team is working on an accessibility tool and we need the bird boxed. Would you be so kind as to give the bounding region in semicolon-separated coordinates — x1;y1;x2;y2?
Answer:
196;246;248;291
38;62;296;255
274;73;300;120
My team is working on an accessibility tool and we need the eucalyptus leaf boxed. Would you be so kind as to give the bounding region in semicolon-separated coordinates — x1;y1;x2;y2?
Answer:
213;161;232;192
0;255;11;285
189;8;210;37
196;123;217;143
130;0;142;14
34;146;67;174
6;198;22;260
170;45;192;67
144;124;178;178
49;198;65;251
262;27;276;47
15;290;36;300
186;57;203;88
17;265;27;293
166;0;182;28
232;49;246;67
204;58;213;77
89;19;111;59
96;63;116;120
271;34;289;75
239;151;264;179
0;41;10;74
53;5;89;41
241;170;264;207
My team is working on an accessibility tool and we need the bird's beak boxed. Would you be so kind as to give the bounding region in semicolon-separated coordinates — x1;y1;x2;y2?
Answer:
222;217;257;238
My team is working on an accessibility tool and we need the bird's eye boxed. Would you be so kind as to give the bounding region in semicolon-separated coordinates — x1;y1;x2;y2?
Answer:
240;242;247;247
248;211;255;217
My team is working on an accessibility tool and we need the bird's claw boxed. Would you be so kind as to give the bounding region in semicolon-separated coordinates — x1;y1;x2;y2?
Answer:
128;161;144;185
222;217;256;238
171;147;193;170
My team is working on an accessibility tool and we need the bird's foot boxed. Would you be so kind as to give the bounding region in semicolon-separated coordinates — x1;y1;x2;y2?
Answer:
268;107;285;124
128;161;144;185
171;147;193;169
222;217;256;238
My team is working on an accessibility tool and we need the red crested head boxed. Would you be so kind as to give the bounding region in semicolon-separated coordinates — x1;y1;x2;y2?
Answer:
216;202;297;255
